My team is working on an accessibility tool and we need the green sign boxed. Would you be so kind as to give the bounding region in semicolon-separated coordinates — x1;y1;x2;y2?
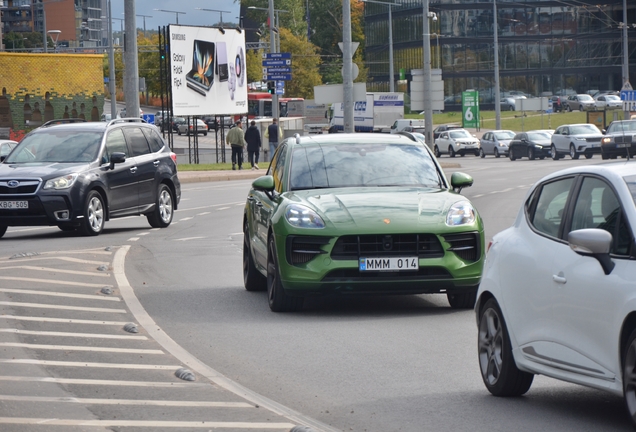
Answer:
399;68;406;80
462;90;480;128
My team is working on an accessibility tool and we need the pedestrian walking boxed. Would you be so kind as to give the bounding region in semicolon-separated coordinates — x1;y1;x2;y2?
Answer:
264;118;283;161
244;120;262;170
226;120;247;170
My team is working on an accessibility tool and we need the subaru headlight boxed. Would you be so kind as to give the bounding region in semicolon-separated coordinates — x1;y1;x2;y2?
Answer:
43;173;78;190
285;204;325;229
446;201;476;226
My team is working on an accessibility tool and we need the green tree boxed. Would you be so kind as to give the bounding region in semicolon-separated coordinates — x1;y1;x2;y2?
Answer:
279;27;322;98
246;49;264;84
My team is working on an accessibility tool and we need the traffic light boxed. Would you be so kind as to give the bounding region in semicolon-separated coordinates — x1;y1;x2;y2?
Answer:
267;81;275;94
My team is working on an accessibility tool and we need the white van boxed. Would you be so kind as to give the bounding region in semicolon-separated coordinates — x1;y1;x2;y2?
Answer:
390;119;425;134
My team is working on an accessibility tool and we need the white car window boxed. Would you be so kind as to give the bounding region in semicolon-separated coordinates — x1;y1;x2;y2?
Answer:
529;177;575;238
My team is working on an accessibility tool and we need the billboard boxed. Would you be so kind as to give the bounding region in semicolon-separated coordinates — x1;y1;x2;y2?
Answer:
169;25;247;117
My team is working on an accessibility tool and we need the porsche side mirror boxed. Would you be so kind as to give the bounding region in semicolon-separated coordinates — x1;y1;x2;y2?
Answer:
450;172;473;194
568;228;614;275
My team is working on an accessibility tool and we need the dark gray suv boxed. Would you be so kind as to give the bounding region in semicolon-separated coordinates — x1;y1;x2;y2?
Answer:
0;118;181;238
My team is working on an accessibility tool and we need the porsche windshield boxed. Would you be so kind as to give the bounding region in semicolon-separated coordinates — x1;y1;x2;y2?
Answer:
290;143;443;190
5;130;102;164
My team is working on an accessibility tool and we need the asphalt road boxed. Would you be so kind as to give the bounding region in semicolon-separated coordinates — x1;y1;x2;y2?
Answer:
1;154;633;431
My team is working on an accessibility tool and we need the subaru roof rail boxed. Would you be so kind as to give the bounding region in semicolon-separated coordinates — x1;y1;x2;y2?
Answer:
41;118;87;127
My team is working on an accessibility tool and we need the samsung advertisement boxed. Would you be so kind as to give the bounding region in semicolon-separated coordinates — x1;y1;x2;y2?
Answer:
169;25;247;116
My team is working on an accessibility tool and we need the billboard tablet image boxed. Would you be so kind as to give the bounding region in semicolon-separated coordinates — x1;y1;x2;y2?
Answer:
169;25;247;116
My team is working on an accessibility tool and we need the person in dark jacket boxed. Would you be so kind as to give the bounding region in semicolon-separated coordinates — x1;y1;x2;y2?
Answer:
244;120;262;170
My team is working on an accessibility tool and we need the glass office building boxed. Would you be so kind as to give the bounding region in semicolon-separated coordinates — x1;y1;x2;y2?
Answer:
364;0;636;109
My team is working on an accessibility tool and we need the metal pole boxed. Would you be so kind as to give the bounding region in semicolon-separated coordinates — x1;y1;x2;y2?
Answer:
343;0;354;133
622;0;630;120
108;0;116;119
493;0;501;130
123;1;140;118
42;6;47;53
268;0;279;119
422;0;433;146
388;5;394;93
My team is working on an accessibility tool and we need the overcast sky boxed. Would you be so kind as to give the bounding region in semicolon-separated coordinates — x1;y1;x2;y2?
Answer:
111;1;241;31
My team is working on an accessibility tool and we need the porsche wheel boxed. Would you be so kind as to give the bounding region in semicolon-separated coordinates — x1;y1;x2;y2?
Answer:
478;298;534;396
267;235;304;312
243;223;266;292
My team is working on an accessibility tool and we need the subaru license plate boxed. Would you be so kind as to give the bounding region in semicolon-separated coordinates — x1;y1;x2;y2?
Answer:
359;257;418;271
0;201;28;209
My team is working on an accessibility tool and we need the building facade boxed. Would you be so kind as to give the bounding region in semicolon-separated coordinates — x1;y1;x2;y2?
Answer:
365;0;636;109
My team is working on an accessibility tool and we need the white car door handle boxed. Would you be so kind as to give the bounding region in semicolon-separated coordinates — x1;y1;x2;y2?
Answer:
552;274;567;284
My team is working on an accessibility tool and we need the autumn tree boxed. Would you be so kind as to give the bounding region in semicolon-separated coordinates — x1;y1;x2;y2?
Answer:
246;49;264;84
278;27;322;98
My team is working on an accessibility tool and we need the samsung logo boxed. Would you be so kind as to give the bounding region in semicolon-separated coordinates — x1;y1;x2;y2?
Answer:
236;101;246;107
172;33;186;41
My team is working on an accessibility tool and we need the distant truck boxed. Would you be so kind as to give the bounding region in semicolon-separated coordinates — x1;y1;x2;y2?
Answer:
329;92;404;133
303;100;330;134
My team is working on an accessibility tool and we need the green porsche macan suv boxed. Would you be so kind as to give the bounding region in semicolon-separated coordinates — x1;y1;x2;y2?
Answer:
243;133;485;312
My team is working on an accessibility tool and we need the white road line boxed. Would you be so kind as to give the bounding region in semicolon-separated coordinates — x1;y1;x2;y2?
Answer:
0;376;203;387
0;343;163;354
197;212;210;216
0;418;296;428
217;207;230;210
0;329;146;340
229;232;244;236
0;288;120;302
0;395;252;407
0;265;109;277
174;237;205;241
501;188;514;192
0;301;126;314
0;359;175;369
0;315;132;326
0;256;109;266
0;277;108;288
137;232;150;236
179;202;244;212
127;237;140;241
179;217;194;221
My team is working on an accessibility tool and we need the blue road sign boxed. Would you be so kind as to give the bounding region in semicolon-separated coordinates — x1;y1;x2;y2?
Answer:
276;88;285;95
262;59;292;67
620;90;636;101
276;81;284;88
262;67;291;74
142;114;155;124
265;52;291;59
265;74;292;81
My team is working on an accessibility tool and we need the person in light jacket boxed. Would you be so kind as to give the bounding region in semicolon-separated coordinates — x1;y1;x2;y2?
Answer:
226;120;247;170
244;120;262;170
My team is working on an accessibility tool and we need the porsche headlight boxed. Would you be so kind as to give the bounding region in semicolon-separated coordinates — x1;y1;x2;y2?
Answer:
446;201;476;226
43;174;78;190
285;204;325;229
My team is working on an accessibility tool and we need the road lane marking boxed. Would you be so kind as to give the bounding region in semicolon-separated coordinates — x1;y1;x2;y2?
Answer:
0;376;203;387
112;245;343;432
174;237;205;241
0;256;109;266
0;266;109;277
0;301;126;313
0;418;296;428
0;359;176;369
218;207;230;210
0;329;146;340
0;288;120;301
137;232;150;236
179;217;194;221
0;315;132;326
0;277;108;288
178;202;244;212
0;395;252;407
197;212;210;216
127;237;140;241
0;343;163;354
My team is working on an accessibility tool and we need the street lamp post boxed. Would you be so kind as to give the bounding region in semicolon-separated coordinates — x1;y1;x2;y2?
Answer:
493;0;501;130
153;9;186;25
195;8;231;25
422;2;435;146
136;14;152;37
247;6;288;53
107;0;116;119
361;0;398;93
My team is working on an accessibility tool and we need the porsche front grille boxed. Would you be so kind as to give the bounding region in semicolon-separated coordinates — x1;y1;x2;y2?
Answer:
330;234;444;260
286;236;330;265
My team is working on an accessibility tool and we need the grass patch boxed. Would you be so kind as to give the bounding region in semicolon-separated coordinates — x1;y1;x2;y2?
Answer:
406;110;589;131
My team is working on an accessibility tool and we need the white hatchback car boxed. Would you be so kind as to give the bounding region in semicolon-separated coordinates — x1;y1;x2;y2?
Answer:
475;162;636;426
550;123;603;160
433;129;480;158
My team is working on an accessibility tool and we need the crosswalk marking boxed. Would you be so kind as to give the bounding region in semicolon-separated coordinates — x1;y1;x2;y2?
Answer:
0;359;177;369
0;265;110;277
0;256;109;266
0;343;164;354
0;288;120;301
0;277;107;288
0;418;296;428
0;376;205;387
0;301;126;313
0;395;253;407
0;315;132;326
0;329;146;340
